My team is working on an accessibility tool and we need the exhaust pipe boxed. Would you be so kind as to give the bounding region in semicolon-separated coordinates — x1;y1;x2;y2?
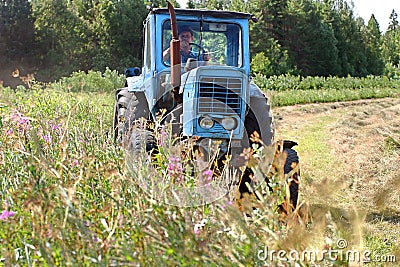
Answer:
167;1;181;90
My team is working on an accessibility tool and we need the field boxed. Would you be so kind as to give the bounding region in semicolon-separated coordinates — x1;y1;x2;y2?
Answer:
0;77;399;266
274;98;400;265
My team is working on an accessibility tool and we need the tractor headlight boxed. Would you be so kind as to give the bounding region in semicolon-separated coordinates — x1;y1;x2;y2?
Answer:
221;117;237;130
199;116;214;129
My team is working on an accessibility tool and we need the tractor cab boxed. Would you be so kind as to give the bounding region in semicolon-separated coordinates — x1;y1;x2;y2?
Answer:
127;8;255;128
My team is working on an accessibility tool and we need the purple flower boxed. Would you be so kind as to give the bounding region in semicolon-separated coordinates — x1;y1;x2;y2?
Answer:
202;169;213;181
72;159;79;167
0;210;15;220
10;112;31;133
50;122;62;131
167;156;184;182
42;134;52;144
158;130;169;146
5;128;13;135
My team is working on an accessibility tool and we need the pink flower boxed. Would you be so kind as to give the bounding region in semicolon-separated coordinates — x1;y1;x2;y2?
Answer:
50;122;62;131
72;159;79;167
10;112;31;133
0;210;15;220
158;130;169;146
202;169;213;181
167;156;184;182
42;134;52;144
5;128;12;135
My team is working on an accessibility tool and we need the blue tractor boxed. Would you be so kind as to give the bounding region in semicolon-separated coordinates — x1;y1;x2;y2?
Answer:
113;3;299;207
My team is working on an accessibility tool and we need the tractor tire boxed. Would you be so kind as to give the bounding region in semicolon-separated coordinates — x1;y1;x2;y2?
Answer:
283;148;300;209
129;128;155;154
114;88;150;145
160;104;183;136
238;107;274;194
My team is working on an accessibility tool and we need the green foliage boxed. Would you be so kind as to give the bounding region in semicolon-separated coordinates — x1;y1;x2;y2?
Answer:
382;13;400;67
2;0;400;83
286;0;339;76
384;63;400;79
362;15;385;75
253;74;400;106
51;68;125;93
0;0;35;63
250;41;291;76
29;0;148;81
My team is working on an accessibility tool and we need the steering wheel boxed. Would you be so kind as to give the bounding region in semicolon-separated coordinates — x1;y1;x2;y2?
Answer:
189;42;207;61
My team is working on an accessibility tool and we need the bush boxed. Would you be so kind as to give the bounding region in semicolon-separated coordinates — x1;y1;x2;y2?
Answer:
51;68;125;93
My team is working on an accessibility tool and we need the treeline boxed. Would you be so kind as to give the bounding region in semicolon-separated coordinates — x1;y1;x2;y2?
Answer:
0;0;399;82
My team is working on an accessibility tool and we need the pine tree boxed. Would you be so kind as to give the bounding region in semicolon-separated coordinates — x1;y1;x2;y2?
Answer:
382;10;400;66
363;15;384;75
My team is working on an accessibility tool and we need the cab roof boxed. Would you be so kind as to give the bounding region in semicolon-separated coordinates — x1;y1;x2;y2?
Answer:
150;8;256;21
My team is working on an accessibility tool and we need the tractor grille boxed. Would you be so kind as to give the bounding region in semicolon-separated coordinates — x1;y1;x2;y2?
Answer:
198;77;242;115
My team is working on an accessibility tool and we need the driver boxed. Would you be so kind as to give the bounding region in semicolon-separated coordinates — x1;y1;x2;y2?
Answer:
163;27;210;64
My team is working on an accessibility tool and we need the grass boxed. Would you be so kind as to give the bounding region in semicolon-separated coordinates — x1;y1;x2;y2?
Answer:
0;86;317;266
274;98;400;266
267;87;400;107
1;74;400;266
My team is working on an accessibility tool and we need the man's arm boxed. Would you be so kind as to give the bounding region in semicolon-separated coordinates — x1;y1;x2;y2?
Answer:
163;47;171;62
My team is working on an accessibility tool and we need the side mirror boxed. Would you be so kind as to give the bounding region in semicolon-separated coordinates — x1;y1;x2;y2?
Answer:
124;67;141;77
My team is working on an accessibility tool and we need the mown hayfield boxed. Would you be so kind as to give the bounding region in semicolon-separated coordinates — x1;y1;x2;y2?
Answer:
0;73;399;266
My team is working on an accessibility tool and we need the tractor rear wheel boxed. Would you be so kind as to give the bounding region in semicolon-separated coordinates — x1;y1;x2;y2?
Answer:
283;148;300;209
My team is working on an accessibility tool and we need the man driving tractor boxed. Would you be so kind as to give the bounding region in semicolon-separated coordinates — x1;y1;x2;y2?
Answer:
163;26;210;64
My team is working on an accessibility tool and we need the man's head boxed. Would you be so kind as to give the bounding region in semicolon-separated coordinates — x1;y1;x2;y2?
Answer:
178;27;194;42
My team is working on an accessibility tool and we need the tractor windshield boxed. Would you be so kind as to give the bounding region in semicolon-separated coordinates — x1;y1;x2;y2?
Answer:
162;20;243;68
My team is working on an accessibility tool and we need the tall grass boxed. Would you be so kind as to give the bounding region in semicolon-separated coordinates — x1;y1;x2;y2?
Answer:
0;84;365;266
1;71;399;265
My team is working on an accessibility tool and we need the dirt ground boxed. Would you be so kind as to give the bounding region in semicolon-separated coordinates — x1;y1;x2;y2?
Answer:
273;97;400;251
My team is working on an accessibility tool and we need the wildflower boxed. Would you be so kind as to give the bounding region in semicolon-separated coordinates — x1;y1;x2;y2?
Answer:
202;169;213;182
0;210;15;220
167;156;184;183
10;111;31;133
5;128;12;136
42;134;52;144
193;219;207;235
50;122;62;131
72;159;79;167
158;129;169;146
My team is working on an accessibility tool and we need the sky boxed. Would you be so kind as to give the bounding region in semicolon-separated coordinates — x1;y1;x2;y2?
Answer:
351;0;399;31
176;0;399;32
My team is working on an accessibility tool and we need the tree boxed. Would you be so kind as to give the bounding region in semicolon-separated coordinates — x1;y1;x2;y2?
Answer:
320;0;368;76
363;15;384;75
31;0;148;80
31;0;89;78
387;9;399;31
0;0;36;63
247;0;292;75
285;0;338;76
382;10;400;66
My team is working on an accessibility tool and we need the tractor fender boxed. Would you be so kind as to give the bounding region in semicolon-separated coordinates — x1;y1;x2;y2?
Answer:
283;140;298;149
248;83;274;146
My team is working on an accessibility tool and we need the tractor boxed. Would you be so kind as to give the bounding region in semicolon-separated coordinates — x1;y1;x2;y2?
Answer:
113;2;299;207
